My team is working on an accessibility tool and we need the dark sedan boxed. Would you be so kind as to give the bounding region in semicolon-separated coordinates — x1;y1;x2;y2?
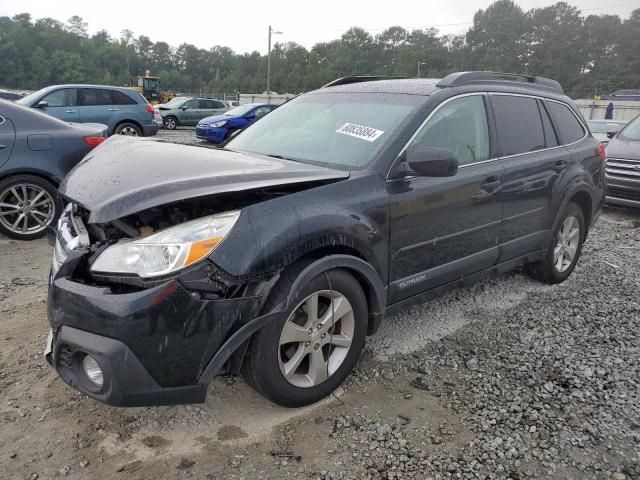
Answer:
0;100;106;240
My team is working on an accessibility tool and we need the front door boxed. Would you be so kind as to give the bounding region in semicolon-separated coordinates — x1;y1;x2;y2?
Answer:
36;88;79;123
387;94;504;303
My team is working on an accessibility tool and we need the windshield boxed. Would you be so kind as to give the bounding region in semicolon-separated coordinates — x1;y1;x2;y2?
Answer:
619;115;640;141
162;97;188;108
226;104;258;117
589;121;624;134
226;92;419;168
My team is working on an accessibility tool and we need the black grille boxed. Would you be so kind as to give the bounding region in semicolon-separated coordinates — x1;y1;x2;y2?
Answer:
57;345;75;368
607;186;640;202
605;158;640;182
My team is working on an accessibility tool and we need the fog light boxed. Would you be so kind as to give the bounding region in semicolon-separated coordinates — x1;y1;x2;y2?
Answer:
82;355;104;387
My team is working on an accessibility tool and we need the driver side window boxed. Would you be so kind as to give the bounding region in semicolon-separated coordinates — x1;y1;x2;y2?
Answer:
408;95;490;166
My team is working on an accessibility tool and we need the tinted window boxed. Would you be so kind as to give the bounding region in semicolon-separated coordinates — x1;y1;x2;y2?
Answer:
182;100;197;109
538;101;559;147
79;89;113;106
200;100;223;109
111;91;136;105
40;88;77;107
547;102;585;145
409;95;490;166
492;95;545;156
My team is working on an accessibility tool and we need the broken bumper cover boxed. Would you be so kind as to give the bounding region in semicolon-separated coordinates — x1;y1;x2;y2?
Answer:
47;277;262;406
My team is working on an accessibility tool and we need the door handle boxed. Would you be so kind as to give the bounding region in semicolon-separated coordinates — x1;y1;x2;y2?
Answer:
481;176;502;192
553;159;568;172
0;144;6;150
65;110;76;113
108;108;119;111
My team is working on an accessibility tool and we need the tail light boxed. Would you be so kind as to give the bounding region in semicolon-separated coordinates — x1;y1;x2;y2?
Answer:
145;104;154;114
596;143;607;162
84;136;105;149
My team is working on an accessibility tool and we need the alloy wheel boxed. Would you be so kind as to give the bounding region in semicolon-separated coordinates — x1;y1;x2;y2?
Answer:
119;126;139;136
553;215;580;272
278;290;355;388
0;183;55;236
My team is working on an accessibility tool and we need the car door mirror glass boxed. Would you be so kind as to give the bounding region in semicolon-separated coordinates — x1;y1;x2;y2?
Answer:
606;131;616;139
36;100;48;108
407;147;459;177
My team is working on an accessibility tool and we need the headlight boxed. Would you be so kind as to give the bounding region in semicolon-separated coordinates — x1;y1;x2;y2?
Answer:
90;211;240;278
210;120;228;128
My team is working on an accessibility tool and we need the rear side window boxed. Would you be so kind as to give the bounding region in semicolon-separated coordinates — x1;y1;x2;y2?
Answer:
79;89;112;106
492;95;546;156
200;100;225;109
546;102;585;145
111;91;136;105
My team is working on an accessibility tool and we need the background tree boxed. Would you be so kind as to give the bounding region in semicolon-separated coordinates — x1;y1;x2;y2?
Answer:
0;3;638;98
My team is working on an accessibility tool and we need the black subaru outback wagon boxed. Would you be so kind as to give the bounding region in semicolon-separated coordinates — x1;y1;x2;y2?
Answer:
46;72;605;407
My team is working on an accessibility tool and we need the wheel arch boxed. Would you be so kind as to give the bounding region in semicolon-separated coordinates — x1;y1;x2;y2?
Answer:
0;170;60;188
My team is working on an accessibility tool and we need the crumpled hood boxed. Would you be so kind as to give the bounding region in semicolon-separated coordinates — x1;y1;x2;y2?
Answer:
198;114;231;125
606;137;640;161
60;135;349;223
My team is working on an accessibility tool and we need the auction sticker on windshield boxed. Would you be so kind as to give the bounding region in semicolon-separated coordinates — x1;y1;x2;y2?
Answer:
336;123;384;142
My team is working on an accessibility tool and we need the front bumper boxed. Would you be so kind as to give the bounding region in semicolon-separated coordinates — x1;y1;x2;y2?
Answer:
195;126;227;143
48;276;261;406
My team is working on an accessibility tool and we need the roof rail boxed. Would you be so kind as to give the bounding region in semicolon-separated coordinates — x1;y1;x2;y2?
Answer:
436;71;564;94
322;76;408;88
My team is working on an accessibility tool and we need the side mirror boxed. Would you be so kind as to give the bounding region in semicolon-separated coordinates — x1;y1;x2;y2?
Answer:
180;106;189;110
36;100;48;108
606;131;616;139
407;147;459;177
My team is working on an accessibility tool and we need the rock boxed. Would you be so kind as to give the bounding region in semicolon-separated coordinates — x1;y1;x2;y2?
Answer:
176;459;195;470
465;356;480;371
612;474;625;480
58;466;70;476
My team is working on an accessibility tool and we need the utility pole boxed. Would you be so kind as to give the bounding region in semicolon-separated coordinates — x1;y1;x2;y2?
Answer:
267;25;283;97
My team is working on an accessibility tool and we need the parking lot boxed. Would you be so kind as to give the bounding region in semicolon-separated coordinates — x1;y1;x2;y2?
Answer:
1;128;639;480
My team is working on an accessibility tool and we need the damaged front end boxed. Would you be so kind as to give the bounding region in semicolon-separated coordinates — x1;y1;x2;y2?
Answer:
46;136;349;406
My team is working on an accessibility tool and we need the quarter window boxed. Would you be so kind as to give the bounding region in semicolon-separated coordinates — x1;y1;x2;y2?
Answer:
538;101;559;148
546;102;585;145
492;95;546;156
408;95;490;166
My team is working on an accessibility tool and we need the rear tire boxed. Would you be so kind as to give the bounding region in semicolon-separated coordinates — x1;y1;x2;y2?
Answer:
0;175;61;240
526;202;585;284
114;122;141;136
163;116;178;130
242;264;367;407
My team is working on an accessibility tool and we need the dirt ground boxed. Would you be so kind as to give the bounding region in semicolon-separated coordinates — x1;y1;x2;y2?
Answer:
0;129;639;480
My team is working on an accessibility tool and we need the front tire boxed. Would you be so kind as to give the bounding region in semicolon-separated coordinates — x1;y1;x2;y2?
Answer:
242;265;367;407
526;202;585;284
163;116;178;130
0;175;61;240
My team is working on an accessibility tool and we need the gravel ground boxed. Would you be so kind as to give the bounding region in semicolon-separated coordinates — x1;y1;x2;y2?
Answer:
0;127;638;479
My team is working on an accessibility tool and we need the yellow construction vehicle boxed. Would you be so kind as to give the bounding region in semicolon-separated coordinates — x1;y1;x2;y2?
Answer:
130;73;174;104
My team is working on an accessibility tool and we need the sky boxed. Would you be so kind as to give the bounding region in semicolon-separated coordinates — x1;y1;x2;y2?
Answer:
2;0;638;54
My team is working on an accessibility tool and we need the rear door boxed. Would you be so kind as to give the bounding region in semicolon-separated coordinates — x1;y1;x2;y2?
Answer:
37;88;79;123
387;94;504;303
490;94;568;261
78;88;114;126
198;99;227;123
0;114;16;168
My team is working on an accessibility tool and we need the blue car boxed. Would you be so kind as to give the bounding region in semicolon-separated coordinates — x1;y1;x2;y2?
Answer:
17;85;159;137
195;103;277;143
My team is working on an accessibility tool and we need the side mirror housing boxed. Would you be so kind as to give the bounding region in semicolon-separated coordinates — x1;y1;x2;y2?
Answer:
407;147;459;177
180;106;189;110
606;131;616;139
36;100;48;108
